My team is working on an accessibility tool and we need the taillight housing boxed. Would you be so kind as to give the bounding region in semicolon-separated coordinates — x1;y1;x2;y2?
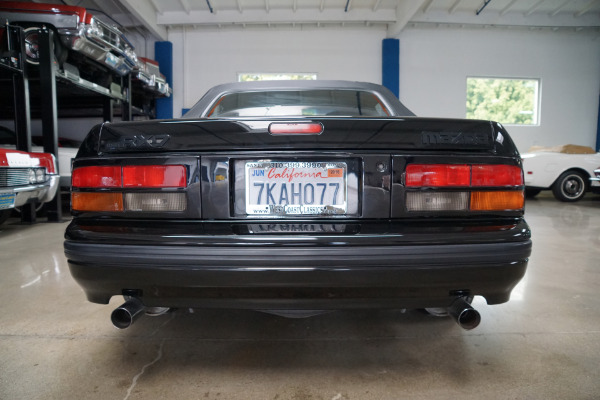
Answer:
71;165;188;213
405;164;524;212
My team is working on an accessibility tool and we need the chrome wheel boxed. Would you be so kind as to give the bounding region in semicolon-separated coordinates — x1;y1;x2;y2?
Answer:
552;171;586;202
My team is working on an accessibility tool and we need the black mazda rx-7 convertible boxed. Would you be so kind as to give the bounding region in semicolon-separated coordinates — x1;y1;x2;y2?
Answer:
64;80;531;330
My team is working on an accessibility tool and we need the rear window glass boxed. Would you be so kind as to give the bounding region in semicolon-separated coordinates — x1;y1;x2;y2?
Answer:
207;90;390;118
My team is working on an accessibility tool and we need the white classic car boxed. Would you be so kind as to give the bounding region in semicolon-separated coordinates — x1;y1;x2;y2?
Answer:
521;144;600;202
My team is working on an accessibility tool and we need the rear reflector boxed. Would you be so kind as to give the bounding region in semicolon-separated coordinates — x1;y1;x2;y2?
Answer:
72;166;121;188
405;165;471;187
72;192;123;212
123;165;187;188
470;191;525;211
268;122;323;135
406;192;469;211
124;193;187;212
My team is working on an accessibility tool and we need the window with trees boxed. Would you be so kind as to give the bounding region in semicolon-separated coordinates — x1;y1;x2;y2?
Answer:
466;77;540;125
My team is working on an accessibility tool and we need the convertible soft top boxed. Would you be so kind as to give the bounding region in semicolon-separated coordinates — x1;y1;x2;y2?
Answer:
183;80;416;118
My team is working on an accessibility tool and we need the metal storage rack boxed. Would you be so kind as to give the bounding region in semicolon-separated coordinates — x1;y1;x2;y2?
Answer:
0;24;140;223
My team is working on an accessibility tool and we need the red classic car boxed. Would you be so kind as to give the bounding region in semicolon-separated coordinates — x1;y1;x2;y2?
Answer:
0;148;59;225
0;1;137;78
133;57;171;98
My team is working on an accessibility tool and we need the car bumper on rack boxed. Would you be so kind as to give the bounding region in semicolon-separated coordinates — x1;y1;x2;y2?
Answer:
59;27;135;76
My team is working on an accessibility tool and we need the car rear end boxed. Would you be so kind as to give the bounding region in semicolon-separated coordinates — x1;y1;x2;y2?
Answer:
64;116;531;321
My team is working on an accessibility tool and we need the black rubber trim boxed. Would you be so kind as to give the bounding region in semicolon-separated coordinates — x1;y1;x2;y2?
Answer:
64;240;531;268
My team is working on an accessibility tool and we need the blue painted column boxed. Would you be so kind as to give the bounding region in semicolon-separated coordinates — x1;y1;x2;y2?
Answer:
155;41;173;119
382;38;400;98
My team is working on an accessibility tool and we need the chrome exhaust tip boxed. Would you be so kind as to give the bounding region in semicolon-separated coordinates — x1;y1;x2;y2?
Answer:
448;297;481;330
111;298;145;329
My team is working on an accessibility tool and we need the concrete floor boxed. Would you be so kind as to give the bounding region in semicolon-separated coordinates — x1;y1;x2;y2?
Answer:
0;193;599;400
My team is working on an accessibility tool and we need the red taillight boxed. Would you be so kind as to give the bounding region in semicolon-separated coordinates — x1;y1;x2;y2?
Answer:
72;165;186;188
72;164;188;213
406;164;470;187
406;164;523;188
268;122;324;135
471;165;523;186
123;165;186;188
72;166;121;188
405;163;524;212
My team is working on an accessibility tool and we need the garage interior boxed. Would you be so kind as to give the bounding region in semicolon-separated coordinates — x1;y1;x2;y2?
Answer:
1;0;599;399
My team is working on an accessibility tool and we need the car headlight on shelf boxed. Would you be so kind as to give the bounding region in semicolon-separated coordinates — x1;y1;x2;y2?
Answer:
87;19;102;38
28;168;37;184
126;48;137;63
28;168;46;184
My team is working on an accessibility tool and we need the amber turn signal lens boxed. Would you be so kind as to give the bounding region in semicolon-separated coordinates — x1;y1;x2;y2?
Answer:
72;192;123;212
470;191;524;211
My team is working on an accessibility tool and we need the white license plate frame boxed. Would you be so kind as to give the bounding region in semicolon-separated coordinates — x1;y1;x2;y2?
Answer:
245;161;348;216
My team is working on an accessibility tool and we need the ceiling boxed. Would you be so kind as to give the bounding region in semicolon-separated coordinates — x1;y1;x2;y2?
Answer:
32;0;600;41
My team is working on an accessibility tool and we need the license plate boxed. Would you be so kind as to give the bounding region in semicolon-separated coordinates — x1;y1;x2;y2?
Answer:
0;192;16;210
245;161;347;216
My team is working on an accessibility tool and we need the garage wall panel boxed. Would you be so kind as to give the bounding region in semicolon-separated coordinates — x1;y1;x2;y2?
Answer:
398;27;600;152
170;27;387;116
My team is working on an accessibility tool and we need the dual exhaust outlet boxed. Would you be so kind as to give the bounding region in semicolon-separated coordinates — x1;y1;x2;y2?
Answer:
111;297;146;329
448;297;481;330
110;296;481;330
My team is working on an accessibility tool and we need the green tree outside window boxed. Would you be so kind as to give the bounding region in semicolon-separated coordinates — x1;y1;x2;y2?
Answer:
466;78;539;125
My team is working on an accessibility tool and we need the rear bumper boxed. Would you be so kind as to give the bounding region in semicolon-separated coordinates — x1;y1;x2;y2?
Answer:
65;219;531;309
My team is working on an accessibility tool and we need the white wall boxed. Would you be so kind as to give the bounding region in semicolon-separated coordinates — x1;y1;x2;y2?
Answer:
399;27;600;152
169;25;599;153
169;26;388;117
